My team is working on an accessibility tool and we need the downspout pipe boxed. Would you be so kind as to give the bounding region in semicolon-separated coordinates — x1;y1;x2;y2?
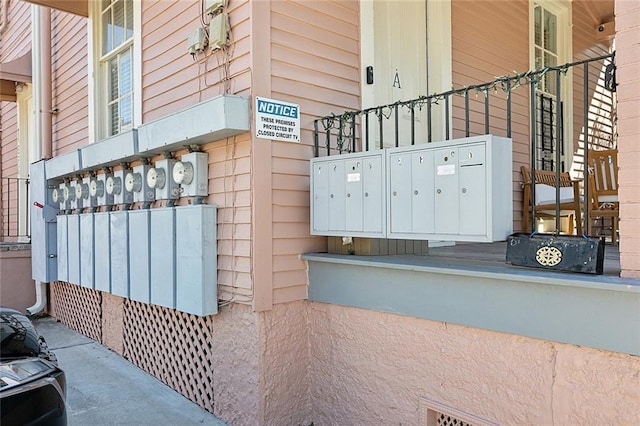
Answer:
0;0;8;35
27;6;52;316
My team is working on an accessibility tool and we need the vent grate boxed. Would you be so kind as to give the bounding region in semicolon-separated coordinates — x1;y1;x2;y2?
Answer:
50;281;102;342
436;413;472;426
420;396;496;426
122;300;216;413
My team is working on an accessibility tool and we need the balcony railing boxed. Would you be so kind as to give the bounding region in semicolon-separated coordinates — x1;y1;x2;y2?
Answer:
1;177;30;242
313;52;616;235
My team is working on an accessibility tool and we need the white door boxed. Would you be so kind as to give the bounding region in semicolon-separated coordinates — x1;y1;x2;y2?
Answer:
361;0;452;149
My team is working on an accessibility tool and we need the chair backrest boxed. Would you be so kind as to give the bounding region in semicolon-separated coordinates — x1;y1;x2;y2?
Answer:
520;166;574;188
587;149;618;208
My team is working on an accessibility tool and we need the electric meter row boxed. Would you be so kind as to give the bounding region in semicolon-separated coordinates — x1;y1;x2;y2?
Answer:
51;152;208;210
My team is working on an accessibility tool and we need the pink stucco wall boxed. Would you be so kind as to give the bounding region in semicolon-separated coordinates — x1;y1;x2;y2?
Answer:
0;246;35;313
307;302;640;425
616;0;640;278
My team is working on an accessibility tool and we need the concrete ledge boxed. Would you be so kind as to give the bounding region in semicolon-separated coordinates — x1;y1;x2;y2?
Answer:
303;253;640;355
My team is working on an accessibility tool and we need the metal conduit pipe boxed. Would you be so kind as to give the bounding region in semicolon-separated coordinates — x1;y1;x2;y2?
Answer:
27;6;52;316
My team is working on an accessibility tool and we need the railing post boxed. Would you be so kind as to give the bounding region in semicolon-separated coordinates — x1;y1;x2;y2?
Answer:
426;100;432;143
411;104;416;145
583;61;590;234
394;104;399;147
314;120;319;157
484;88;490;134
506;79;512;138
530;75;538;233
464;89;470;137
555;69;562;233
350;114;356;153
365;111;370;151
378;107;384;150
445;95;450;140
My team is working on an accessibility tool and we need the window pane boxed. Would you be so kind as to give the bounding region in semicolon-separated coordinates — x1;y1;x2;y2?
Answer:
109;59;119;101
544;53;557;94
544;10;557;54
534;6;541;47
109;102;119;135
126;0;134;39
113;0;125;47
102;0;111;10
119;48;132;95
120;95;132;130
101;9;112;54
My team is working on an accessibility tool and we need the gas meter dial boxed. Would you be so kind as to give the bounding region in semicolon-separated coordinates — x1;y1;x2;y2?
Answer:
125;172;142;193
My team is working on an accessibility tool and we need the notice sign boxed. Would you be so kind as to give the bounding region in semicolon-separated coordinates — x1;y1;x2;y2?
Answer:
255;97;300;143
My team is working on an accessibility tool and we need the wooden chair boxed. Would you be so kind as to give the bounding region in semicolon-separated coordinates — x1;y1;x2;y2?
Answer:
586;149;619;243
521;166;582;235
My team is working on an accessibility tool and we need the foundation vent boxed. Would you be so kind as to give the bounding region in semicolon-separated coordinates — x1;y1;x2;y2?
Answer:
122;300;216;413
50;281;102;342
436;413;472;426
419;397;497;426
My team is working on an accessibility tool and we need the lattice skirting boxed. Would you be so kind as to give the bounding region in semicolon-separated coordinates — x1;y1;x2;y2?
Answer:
50;282;102;342
123;300;216;414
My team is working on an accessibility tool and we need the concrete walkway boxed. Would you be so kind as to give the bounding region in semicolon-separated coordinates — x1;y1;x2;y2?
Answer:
34;316;227;426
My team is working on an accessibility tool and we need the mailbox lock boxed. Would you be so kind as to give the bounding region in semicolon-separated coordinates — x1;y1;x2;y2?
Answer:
437;189;442;194
330;194;334;198
462;188;468;193
347;193;351;198
414;190;419;195
393;191;397;196
364;192;369;197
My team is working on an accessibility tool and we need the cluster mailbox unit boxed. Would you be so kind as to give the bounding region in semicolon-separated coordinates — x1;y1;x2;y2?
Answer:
311;134;513;243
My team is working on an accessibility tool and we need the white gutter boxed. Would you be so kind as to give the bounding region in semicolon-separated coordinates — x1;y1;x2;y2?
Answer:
27;281;48;315
0;0;8;35
27;5;52;315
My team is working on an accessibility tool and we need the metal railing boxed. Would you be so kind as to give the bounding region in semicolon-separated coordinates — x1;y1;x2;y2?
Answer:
1;177;30;242
313;52;616;235
314;52;615;158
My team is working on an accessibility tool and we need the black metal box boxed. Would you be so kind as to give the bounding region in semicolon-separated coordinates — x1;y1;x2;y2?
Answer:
505;233;605;275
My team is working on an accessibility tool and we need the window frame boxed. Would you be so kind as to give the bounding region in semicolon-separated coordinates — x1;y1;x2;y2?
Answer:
529;0;573;172
88;0;142;143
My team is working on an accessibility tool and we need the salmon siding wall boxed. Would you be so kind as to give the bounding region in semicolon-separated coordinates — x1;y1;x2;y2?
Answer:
51;10;88;155
268;0;360;304
140;0;251;121
0;0;32;238
451;0;613;233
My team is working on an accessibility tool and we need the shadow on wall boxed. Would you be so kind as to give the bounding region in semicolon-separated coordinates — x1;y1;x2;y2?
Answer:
0;244;35;313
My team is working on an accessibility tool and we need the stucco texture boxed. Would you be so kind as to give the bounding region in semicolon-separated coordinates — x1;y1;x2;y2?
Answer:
210;303;260;426
258;301;312;425
308;302;640;425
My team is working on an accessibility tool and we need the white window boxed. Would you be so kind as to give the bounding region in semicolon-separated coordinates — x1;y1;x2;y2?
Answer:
530;0;571;171
90;0;140;140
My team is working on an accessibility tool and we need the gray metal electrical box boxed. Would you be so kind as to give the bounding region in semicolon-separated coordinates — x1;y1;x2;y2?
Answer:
150;208;176;309
175;204;218;316
129;209;151;303
79;213;94;288
110;210;129;297
30;160;58;283
94;211;111;292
